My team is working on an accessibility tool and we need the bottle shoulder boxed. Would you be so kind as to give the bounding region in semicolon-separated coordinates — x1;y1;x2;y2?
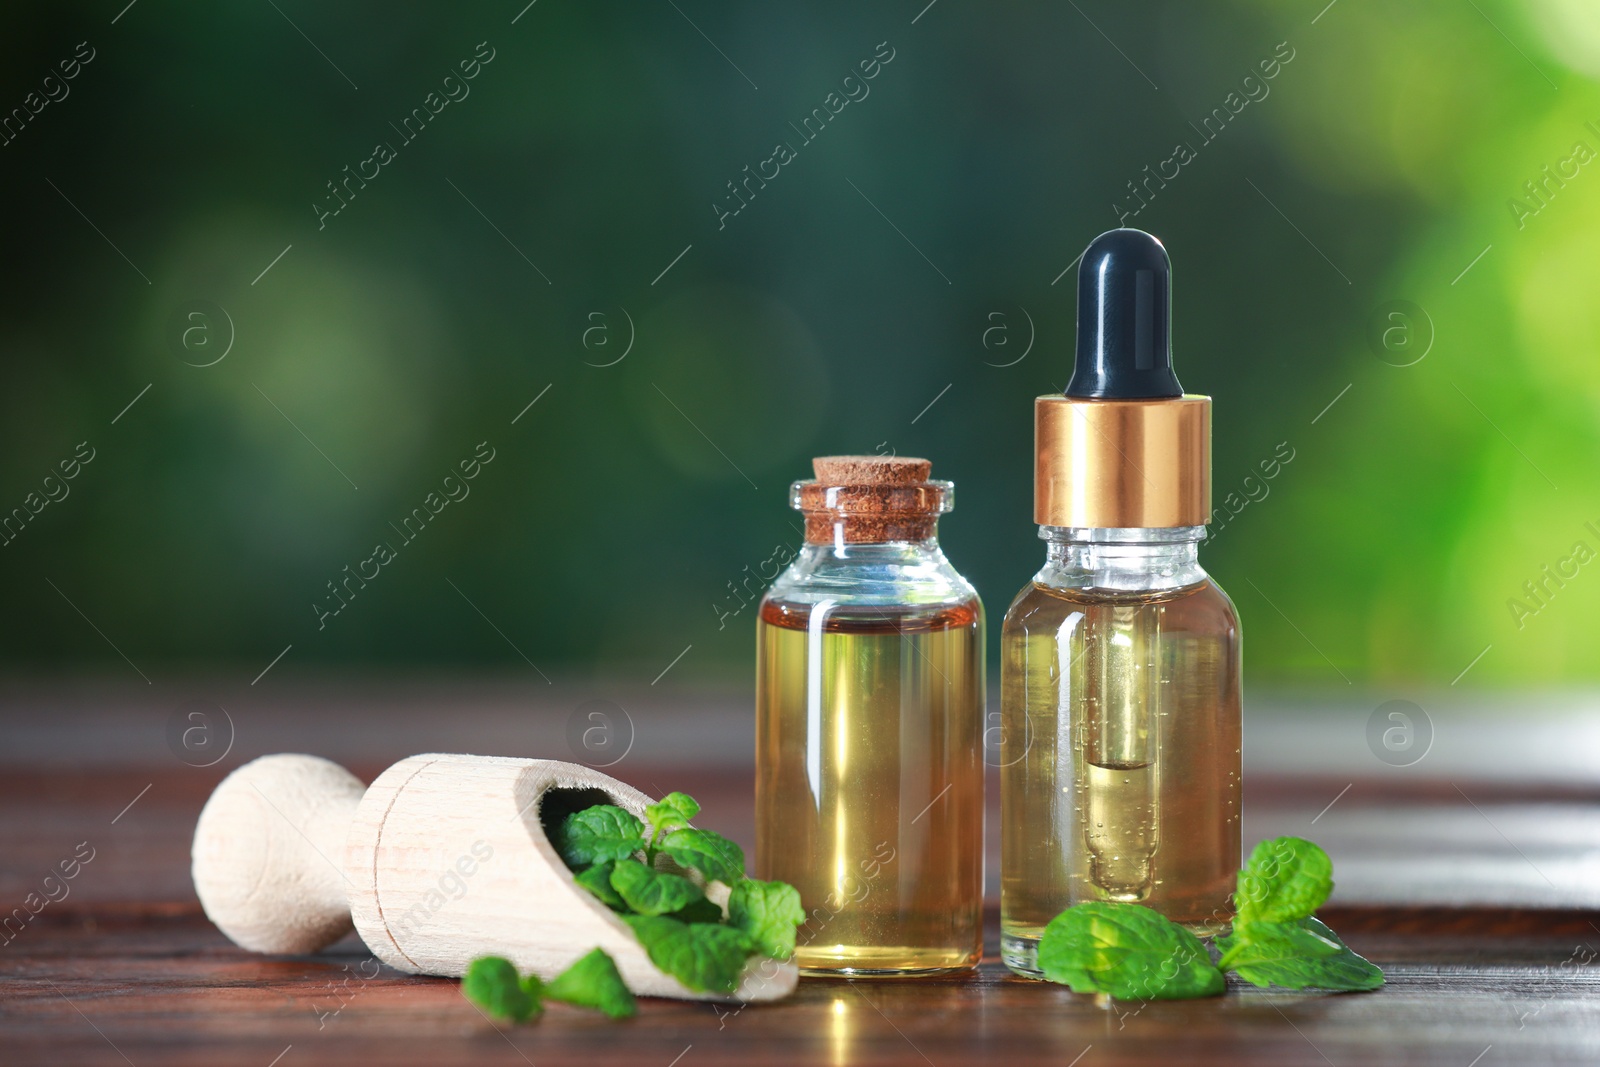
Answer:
1002;574;1237;636
765;541;980;612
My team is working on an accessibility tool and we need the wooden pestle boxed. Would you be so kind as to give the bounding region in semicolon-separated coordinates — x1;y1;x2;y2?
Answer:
190;753;797;1003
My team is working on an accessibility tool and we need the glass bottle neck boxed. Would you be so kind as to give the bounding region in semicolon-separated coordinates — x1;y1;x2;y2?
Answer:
768;536;977;609
1036;526;1207;594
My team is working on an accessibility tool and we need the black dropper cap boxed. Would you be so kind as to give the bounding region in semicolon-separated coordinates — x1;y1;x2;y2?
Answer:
1066;228;1184;399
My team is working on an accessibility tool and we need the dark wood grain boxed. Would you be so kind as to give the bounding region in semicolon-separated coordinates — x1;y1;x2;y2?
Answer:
4;694;1600;1066
6;905;1600;1067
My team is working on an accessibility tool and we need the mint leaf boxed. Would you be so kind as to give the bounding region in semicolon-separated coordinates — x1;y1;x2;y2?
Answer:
1236;837;1333;925
644;792;700;836
1217;918;1340;969
1037;902;1225;1000
546;948;638;1019
661;827;746;886
559;806;647;869
1222;840;1382;992
624;915;755;994
610;858;706;916
462;956;541;1021
1221;917;1384;991
574;861;628;911
728;878;805;961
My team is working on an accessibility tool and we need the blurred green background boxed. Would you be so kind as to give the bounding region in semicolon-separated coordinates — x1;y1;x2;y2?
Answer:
1;0;1595;688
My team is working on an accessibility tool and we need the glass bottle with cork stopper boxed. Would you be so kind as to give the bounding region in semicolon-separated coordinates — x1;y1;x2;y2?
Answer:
755;455;984;976
999;229;1242;977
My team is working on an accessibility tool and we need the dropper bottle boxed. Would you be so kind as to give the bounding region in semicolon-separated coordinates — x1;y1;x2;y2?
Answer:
997;229;1242;977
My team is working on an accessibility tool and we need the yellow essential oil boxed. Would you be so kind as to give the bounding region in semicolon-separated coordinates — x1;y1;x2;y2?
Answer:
1000;575;1241;967
1000;229;1242;976
754;455;985;977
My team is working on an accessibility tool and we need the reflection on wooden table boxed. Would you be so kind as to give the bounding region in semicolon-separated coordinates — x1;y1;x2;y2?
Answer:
1;682;1598;1065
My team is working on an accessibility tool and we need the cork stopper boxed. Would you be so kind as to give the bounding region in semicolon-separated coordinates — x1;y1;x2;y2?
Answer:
793;455;952;545
811;455;931;486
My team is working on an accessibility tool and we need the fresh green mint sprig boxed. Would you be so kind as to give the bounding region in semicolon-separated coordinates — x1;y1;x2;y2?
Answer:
1216;837;1382;991
1037;836;1383;1000
462;948;636;1022
552;791;804;995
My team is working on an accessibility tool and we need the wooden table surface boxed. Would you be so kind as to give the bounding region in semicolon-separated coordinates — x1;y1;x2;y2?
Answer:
4;683;1600;1065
